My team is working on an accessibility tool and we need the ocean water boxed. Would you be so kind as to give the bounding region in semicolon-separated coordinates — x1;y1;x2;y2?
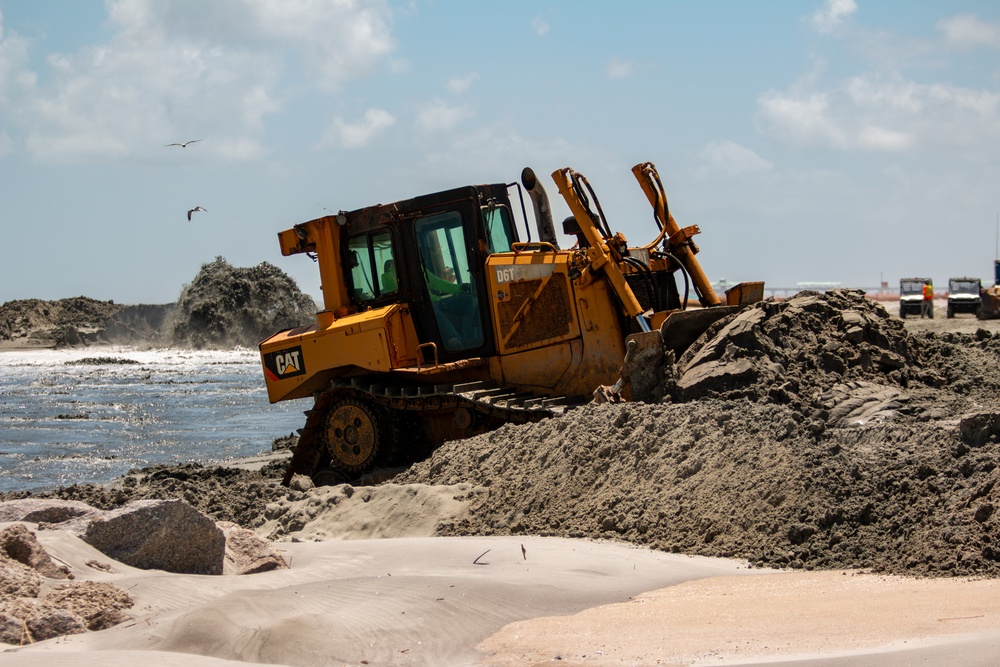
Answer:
0;347;307;494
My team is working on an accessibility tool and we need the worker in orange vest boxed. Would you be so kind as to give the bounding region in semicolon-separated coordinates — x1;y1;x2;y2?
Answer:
921;281;934;318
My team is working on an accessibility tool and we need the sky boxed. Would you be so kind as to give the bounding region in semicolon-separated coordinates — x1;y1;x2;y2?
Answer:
1;0;998;306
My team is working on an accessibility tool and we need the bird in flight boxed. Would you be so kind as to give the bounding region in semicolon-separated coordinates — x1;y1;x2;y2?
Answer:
166;139;202;148
187;206;207;221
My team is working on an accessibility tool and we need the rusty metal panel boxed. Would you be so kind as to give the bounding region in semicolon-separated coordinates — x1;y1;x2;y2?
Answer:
497;273;573;349
488;253;580;354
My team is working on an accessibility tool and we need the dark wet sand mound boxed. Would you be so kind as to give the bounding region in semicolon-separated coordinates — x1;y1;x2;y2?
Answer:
398;290;1000;577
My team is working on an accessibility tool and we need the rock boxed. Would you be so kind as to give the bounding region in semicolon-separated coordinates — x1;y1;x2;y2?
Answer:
0;535;36;589
81;499;225;575
39;582;133;630
0;297;124;347
85;559;116;573
959;412;1000;448
84;606;132;631
272;433;298;452
0;611;26;645
218;521;288;575
26;608;87;641
0;499;99;525
0;524;72;579
288;473;314;492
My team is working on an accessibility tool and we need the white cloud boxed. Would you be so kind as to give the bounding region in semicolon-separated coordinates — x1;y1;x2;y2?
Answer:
19;31;282;162
248;0;394;86
606;56;633;80
810;0;857;34
105;0;394;85
937;14;1000;49
416;99;470;133
758;90;846;146
531;16;549;37
699;140;773;176
856;125;911;151
758;74;999;153
845;76;921;113
446;72;479;95
2;0;396;162
324;108;395;149
0;10;33;104
239;85;282;131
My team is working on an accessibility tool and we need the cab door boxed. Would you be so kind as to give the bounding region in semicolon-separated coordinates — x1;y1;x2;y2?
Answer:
404;192;518;362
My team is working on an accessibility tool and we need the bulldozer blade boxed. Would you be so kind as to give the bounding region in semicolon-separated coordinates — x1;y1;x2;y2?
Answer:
659;305;743;357
615;330;668;403
593;330;665;404
598;305;745;405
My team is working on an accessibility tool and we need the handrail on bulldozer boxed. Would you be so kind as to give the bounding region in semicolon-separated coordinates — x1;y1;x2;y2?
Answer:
511;241;558;254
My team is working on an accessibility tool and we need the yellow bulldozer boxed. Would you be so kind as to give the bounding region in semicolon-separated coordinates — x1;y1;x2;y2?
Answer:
259;162;763;485
980;260;1000;320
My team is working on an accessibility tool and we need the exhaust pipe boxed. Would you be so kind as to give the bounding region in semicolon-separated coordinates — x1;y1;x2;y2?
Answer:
521;167;559;249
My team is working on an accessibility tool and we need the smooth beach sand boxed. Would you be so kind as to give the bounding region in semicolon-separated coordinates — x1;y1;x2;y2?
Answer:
3;529;998;667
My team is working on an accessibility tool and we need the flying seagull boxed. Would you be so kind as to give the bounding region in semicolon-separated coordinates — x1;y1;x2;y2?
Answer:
166;139;202;148
187;206;207;221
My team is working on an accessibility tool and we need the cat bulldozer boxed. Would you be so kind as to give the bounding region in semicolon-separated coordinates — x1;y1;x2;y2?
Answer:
980;261;1000;320
259;162;763;485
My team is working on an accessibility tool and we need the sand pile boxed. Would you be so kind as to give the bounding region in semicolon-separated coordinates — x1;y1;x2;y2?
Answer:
669;289;999;409
398;290;1000;577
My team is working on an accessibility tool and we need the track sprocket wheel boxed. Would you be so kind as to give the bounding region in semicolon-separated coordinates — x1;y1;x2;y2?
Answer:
323;398;382;472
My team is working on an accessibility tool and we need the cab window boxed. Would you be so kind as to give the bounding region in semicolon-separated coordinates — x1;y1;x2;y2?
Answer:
415;211;483;352
483;205;515;253
348;230;397;303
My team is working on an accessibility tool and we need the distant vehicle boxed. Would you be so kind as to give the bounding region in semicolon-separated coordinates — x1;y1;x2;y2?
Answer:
946;277;981;318
899;277;932;319
982;261;1000;319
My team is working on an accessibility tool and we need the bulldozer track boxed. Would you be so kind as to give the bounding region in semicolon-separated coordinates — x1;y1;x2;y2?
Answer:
283;379;587;484
324;378;586;418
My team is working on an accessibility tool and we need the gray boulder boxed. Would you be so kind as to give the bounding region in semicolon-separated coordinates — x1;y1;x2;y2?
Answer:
81;499;225;575
26;608;87;641
0;612;25;645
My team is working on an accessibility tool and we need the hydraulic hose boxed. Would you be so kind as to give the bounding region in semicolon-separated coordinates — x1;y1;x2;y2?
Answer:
622;256;661;312
655;250;692;311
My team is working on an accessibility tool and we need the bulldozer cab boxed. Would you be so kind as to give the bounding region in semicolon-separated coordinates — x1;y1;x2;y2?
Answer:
340;185;520;362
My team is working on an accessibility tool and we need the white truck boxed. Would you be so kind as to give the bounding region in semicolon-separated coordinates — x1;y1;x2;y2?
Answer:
946;277;981;318
899;277;932;319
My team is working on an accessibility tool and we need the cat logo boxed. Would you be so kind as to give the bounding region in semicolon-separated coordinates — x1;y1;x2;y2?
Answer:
264;345;306;381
